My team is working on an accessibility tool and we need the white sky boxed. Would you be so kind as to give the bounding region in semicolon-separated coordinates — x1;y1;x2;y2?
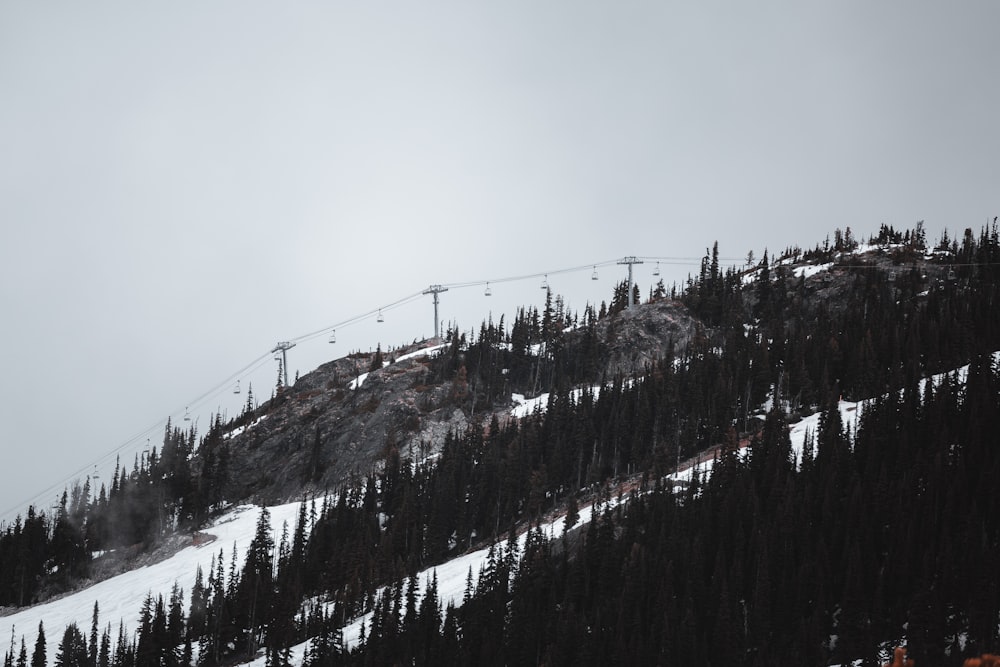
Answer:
1;1;998;521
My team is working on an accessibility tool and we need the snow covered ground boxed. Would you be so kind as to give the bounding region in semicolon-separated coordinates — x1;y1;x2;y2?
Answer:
5;353;996;665
0;399;828;665
792;262;833;279
510;379;635;419
0;468;615;666
349;343;446;390
2;501;303;662
510;385;602;419
242;490;618;667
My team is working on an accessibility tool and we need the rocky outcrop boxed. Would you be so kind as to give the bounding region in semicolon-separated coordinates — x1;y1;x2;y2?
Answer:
595;299;702;377
217;298;704;505
219;342;469;504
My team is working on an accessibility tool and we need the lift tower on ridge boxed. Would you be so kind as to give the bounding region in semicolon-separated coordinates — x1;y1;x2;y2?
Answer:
617;256;644;309
272;341;296;387
423;284;448;340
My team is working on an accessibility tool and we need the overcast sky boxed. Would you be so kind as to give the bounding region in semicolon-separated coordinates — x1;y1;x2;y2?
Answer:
1;1;997;522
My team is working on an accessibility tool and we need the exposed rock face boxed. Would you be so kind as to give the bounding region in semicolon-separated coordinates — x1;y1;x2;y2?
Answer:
208;246;962;511
219;299;704;505
220;343;466;504
596;299;702;377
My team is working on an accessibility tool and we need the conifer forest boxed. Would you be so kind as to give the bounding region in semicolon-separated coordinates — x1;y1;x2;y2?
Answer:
2;222;999;666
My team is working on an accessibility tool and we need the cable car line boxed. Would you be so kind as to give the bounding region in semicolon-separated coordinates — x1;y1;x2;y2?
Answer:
0;253;754;524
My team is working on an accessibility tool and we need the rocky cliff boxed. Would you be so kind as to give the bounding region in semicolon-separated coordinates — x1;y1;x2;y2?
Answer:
216;297;706;506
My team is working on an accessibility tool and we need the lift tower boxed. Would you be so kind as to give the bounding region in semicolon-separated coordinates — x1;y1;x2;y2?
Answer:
272;341;296;387
617;256;644;309
423;284;448;340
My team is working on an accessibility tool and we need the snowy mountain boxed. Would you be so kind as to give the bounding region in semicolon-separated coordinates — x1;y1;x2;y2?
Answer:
3;222;999;665
0;396;875;663
6;351;997;666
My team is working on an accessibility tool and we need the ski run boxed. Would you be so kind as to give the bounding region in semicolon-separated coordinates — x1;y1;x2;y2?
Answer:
3;353;997;666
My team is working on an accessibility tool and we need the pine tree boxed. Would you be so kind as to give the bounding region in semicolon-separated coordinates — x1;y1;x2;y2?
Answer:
54;624;88;667
31;623;46;667
88;602;99;667
111;622;128;667
166;584;185;667
135;593;156;667
50;491;89;582
369;344;384;373
97;628;109;667
234;508;275;658
188;565;207;640
563;494;579;532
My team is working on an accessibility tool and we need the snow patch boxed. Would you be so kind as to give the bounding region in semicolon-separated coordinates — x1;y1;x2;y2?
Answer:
10;353;998;665
349;372;369;390
511;385;604;419
350;343;446;390
793;262;833;279
2;501;304;663
224;414;268;439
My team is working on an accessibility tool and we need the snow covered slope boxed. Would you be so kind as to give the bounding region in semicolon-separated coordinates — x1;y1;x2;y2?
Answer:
5;353;996;665
2;502;302;662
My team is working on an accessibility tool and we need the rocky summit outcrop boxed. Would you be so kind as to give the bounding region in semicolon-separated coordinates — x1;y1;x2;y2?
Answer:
596;298;702;377
219;342;464;503
205;246;953;510
217;298;705;506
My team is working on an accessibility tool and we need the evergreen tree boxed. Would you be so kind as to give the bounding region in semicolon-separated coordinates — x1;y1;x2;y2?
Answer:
97;628;110;667
54;625;88;667
233;508;275;659
31;623;46;667
88;602;99;667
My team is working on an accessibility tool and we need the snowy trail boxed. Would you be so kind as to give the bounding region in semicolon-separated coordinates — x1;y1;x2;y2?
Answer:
5;352;995;664
243;493;612;667
0;398;876;665
2;502;302;662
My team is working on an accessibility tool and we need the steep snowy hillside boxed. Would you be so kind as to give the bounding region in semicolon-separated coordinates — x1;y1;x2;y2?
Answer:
9;349;994;666
4;223;998;665
2;502;302;663
2;480;604;664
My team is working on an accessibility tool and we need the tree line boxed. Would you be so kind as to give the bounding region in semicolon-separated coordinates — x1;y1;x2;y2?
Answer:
3;221;998;665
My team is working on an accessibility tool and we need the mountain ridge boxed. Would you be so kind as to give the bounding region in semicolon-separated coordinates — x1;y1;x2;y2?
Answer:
3;222;999;666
